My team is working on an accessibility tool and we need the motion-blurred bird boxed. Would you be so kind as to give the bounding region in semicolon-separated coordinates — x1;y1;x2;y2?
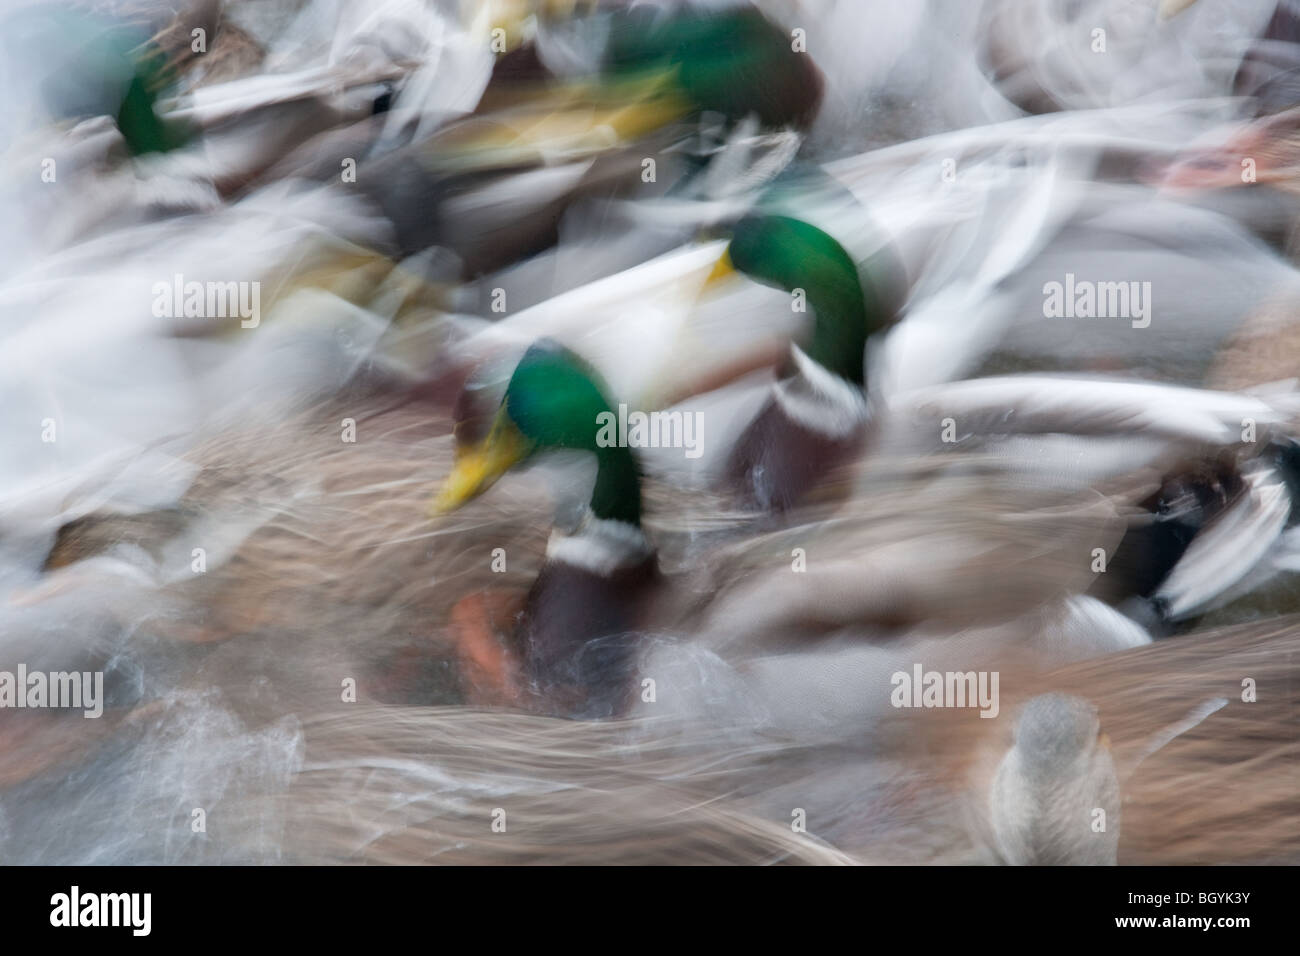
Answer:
989;693;1120;865
431;341;658;716
349;2;824;275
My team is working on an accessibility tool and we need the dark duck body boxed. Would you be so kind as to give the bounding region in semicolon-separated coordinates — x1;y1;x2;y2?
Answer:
519;530;658;718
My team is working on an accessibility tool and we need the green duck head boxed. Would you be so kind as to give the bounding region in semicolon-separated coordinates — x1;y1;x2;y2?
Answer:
602;5;823;129
8;5;192;156
710;214;893;386
433;342;642;526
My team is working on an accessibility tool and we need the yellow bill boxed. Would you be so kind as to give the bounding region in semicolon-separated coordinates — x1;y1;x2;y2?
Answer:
703;247;736;291
430;409;534;515
1157;0;1198;21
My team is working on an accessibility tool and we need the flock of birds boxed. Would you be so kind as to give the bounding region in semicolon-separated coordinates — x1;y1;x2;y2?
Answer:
1;0;1299;865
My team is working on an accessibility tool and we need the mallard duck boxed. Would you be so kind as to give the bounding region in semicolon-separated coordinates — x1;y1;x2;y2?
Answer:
431;340;658;716
1;0;214;155
706;206;899;511
344;2;823;275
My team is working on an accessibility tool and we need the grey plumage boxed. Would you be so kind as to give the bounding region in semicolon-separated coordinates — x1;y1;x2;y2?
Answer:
990;694;1120;865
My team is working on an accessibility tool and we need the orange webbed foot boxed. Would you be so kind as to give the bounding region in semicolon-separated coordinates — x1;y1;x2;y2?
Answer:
449;590;525;707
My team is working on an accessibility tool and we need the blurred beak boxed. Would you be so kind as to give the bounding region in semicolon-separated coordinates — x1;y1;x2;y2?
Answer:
1157;0;1198;21
430;409;533;515
1097;731;1112;751
702;247;736;292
